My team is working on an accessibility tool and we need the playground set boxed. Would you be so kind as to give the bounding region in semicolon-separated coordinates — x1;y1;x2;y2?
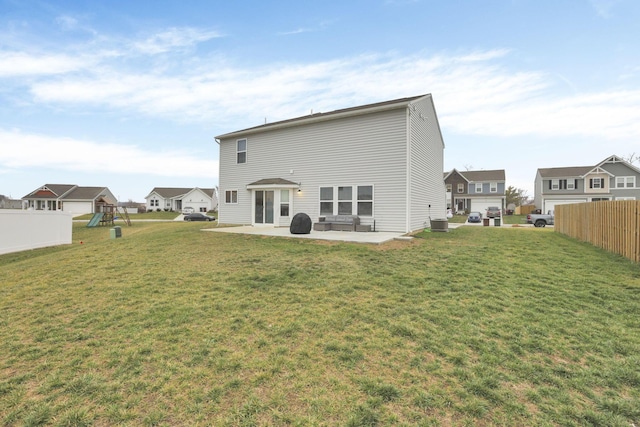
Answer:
86;201;132;227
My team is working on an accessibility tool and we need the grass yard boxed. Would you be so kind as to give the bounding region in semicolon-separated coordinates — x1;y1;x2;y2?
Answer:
1;222;639;426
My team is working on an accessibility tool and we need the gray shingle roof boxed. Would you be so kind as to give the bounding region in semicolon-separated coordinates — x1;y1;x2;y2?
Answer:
216;94;429;139
459;169;505;181
537;166;593;178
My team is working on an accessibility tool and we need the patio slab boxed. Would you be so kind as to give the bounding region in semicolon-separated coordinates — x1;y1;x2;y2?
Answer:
203;225;407;244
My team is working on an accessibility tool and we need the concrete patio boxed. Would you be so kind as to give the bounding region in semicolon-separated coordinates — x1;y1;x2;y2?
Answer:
203;223;465;244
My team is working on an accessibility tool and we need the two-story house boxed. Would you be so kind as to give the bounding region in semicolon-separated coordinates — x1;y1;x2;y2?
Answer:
214;94;446;233
534;155;640;213
145;187;218;213
444;169;506;215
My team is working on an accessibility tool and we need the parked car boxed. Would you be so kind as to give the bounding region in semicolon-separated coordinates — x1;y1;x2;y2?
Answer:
486;206;501;218
467;211;482;223
527;211;554;227
183;213;215;222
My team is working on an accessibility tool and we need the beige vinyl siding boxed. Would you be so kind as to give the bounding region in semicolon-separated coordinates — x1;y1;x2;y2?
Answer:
408;97;446;231
219;108;409;231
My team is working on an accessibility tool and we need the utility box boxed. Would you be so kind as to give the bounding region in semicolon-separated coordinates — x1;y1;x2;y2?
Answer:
430;218;449;232
110;226;122;239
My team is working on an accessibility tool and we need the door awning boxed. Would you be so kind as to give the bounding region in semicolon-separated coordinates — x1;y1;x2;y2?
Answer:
246;178;300;190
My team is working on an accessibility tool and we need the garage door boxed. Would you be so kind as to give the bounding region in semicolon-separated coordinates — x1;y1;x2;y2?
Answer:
470;198;502;215
543;199;586;214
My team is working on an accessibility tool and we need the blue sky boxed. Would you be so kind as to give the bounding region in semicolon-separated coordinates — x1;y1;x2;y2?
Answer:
1;0;639;202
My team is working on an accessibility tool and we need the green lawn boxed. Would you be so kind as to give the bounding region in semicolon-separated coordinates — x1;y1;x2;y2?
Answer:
1;223;639;426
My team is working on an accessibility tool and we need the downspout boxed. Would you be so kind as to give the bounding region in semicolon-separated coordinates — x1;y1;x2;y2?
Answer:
215;138;221;227
405;106;412;233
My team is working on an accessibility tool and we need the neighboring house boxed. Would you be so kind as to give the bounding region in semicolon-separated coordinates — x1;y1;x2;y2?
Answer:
0;194;22;209
215;94;446;233
22;184;117;215
444;169;506;214
145;187;218;212
534;155;640;213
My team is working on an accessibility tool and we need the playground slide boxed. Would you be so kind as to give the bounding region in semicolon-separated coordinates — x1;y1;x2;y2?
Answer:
86;212;104;227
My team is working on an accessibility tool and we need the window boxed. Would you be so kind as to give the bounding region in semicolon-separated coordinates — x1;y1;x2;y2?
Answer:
320;187;333;216
616;176;636;188
200;207;207;212
490;182;497;193
551;179;560;190
357;185;373;217
475;183;482;193
236;139;247;164
280;190;289;217
567;180;575;190
590;178;604;189
150;199;158;207
338;186;352;215
446;184;452;192
225;190;238;204
457;183;465;193
320;185;374;217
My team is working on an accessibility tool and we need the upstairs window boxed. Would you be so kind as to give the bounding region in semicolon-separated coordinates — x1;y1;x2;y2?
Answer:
490;182;497;193
551;179;560;190
567;180;575;190
446;184;452;192
475;183;482;193
616;176;635;188
590;178;604;189
457;183;464;193
236;139;247;164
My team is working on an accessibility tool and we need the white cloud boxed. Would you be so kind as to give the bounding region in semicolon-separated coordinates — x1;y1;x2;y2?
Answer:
0;51;91;77
132;27;224;55
0;128;218;178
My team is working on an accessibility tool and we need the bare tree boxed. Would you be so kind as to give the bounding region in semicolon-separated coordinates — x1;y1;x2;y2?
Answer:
622;152;640;165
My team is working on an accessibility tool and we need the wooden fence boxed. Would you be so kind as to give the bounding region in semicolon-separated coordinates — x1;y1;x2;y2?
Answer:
555;200;640;263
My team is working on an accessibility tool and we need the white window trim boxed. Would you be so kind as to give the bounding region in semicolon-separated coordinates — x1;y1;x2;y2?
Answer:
551;179;559;190
457;183;464;193
225;189;238;204
236;139;247;164
615;176;636;188
319;184;374;217
490;182;497;193
475;183;482;193
567;180;575;190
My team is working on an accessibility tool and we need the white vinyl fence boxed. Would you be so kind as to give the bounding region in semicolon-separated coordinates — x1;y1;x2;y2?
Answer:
0;210;72;255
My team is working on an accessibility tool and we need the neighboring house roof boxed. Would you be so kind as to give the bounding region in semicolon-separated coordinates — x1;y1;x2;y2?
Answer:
459;169;505;182
146;187;216;199
537;166;596;178
146;187;192;199
23;184;76;199
63;186;111;201
216;94;431;139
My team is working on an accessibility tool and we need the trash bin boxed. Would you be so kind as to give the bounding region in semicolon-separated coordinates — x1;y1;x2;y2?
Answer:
483;218;490;227
430;218;449;232
494;218;501;226
110;226;122;239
